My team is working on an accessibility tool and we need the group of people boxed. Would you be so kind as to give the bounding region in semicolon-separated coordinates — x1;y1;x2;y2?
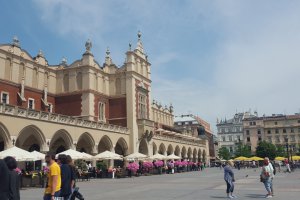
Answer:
223;157;275;199
0;157;20;200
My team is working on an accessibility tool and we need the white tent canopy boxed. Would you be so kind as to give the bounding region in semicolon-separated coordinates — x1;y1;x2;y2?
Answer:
31;150;46;161
94;151;123;160
125;152;148;160
56;149;91;160
166;154;181;160
81;152;94;160
150;153;167;160
0;146;35;161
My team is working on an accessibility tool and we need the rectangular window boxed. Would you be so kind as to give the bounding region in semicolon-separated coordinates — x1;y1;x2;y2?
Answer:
229;136;232;141
275;136;280;143
283;129;286;133
1;92;9;104
229;146;233;152
138;93;147;119
267;129;271;134
222;136;226;142
275;121;278;125
98;102;105;121
268;136;272;143
237;135;241;141
275;129;279;134
258;137;262;141
291;135;295;142
28;98;35;109
291;128;294;133
177;122;182;126
246;130;250;135
257;129;261;134
247;137;250;142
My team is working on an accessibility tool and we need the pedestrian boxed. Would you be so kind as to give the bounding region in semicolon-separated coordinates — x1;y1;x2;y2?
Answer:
3;156;20;200
224;160;237;199
260;157;274;198
57;154;72;200
44;152;61;200
66;155;76;192
0;159;10;200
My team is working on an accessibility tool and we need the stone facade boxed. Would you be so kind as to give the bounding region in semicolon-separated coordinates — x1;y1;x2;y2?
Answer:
0;34;208;162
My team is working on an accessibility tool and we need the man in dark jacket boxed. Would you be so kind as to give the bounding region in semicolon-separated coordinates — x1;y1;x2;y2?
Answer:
57;154;72;200
0;159;9;200
4;156;20;200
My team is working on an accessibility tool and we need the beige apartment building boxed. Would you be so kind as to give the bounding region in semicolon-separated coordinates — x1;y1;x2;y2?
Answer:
0;34;209;163
243;113;300;152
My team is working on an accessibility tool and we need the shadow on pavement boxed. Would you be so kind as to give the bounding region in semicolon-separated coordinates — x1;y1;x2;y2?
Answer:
210;196;228;199
244;194;266;198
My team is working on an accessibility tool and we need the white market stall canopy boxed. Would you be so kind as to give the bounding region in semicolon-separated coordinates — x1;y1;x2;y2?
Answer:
166;154;181;160
56;149;92;160
0;146;35;161
125;152;148;160
31;150;46;161
150;153;167;160
94;150;123;160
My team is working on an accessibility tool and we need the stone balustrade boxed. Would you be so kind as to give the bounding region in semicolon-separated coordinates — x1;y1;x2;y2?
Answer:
153;134;205;147
0;103;129;134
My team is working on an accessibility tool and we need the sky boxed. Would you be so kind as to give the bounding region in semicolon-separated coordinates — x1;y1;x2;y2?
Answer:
1;0;300;132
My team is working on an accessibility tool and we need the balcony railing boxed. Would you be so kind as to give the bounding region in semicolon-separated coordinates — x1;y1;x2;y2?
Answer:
0;103;129;134
153;134;206;147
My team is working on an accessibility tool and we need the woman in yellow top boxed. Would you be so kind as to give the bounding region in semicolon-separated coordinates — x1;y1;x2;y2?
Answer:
44;153;61;200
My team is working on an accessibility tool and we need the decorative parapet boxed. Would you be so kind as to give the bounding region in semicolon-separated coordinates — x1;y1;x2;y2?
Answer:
0;103;129;135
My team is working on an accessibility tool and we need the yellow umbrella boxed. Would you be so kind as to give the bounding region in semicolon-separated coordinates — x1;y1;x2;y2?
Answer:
291;155;300;160
249;156;264;161
234;156;249;161
275;156;286;161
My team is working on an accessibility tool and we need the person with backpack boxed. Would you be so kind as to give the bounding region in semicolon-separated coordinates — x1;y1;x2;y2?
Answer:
261;157;274;199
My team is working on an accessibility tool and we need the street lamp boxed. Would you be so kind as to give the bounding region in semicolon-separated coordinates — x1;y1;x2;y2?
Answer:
284;137;289;163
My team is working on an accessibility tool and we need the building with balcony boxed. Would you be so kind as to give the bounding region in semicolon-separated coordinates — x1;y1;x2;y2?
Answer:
216;113;246;156
0;34;209;163
243;113;300;153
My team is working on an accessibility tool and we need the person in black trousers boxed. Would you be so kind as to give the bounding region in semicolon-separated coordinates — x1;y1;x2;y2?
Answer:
0;159;9;200
4;156;20;200
57;154;72;200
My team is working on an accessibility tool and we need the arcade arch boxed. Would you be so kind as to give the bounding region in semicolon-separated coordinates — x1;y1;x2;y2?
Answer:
98;135;113;153
50;129;73;154
138;139;148;155
16;125;46;152
174;145;180;156
167;144;173;155
115;137;128;156
158;143;166;155
76;132;95;154
0;123;10;151
181;146;187;158
152;142;157;155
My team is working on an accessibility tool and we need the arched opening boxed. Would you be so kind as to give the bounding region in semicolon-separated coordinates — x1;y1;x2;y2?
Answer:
50;129;73;154
198;149;202;162
152;142;157;155
187;147;192;160
181;146;187;159
138;139;148;155
202;150;206;162
115;137;128;167
76;132;95;154
98;135;113;153
0;123;10;151
158;143;166;155
193;148;197;162
174;145;180;156
167;144;173;155
16;125;46;152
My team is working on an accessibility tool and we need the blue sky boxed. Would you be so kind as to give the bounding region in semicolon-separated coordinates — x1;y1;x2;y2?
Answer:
1;0;300;132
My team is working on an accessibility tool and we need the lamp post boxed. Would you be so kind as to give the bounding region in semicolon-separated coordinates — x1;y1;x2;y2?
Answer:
285;137;289;163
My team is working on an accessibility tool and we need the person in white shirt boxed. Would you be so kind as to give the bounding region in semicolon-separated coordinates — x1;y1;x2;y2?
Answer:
261;157;274;198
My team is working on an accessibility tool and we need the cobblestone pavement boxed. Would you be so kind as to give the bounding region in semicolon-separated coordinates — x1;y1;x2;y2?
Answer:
21;168;300;200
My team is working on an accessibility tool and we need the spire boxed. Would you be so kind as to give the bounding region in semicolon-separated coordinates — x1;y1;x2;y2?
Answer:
135;30;144;54
60;57;67;66
12;36;20;47
83;39;93;56
105;47;113;65
37;49;44;58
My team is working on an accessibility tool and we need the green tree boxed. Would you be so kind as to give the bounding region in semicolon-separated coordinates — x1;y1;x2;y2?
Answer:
235;143;252;157
256;141;276;160
275;145;286;157
218;147;231;160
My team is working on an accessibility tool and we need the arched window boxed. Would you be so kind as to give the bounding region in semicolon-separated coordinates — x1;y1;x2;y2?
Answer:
98;102;105;122
76;72;82;90
138;93;147;119
4;58;11;80
63;74;69;92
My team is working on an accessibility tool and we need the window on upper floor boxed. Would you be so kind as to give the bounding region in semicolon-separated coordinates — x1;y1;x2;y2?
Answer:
247;137;250;142
138;93;147;119
222;136;226;142
177;122;182;126
267;129;271;134
257;129;261;134
275;121;278;125
28;98;35;110
267;136;272;143
1;92;9;104
98;102;105;121
246;130;250;135
275;136;280;143
291;135;295;142
237;135;241;141
291;128;294;133
229;135;233;141
275;129;279;134
258;137;262;141
283;129;287;133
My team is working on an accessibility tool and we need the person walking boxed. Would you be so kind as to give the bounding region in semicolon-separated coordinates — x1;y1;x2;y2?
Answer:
0;159;10;200
44;152;61;200
4;156;20;200
224;160;237;199
261;157;274;198
57;154;72;200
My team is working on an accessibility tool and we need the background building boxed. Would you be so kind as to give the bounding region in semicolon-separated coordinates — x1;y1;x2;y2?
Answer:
0;34;209;163
216;113;246;156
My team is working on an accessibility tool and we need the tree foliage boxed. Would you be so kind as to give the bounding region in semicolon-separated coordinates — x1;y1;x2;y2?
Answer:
235;143;251;157
275;145;286;157
256;141;276;160
218;147;231;160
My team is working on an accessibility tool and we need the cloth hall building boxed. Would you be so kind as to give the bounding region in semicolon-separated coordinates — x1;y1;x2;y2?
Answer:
0;34;209;163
